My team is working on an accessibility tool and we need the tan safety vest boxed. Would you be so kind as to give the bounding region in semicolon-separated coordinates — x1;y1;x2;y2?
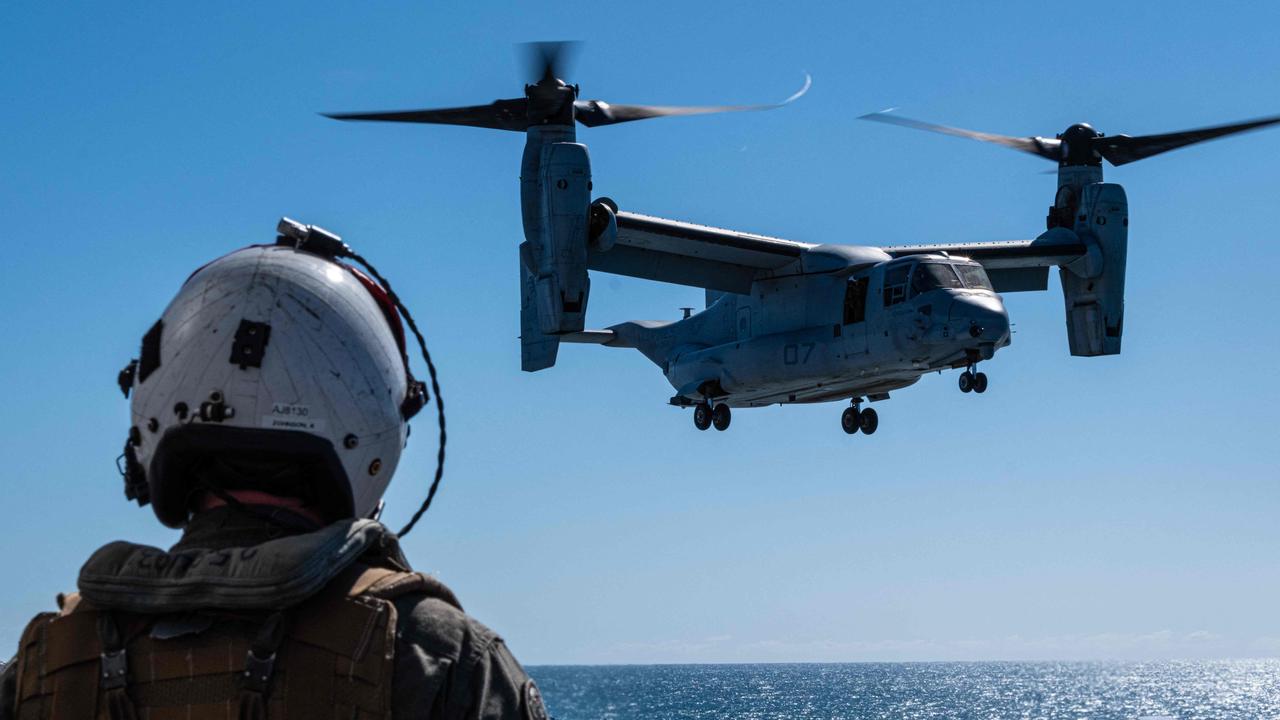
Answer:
10;564;456;720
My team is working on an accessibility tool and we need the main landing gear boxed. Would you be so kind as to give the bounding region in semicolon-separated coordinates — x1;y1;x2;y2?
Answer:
841;400;878;436
693;401;731;431
958;365;989;394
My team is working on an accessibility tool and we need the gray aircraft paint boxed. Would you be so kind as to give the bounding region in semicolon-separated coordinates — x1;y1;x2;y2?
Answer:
325;59;1277;431
590;246;1013;410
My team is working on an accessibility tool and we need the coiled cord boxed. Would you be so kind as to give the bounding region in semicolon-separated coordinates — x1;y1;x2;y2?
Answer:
345;251;446;538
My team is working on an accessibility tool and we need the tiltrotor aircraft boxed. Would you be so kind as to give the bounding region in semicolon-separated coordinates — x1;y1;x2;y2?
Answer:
328;43;1280;435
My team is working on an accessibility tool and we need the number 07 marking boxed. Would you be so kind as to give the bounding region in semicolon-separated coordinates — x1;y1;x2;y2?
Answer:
783;342;815;365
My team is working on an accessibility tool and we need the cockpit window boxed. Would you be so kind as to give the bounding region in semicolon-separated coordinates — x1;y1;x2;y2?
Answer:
909;262;963;297
882;263;911;306
956;263;994;291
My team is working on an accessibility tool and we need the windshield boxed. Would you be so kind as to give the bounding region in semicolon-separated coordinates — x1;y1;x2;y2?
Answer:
910;262;963;297
956;263;994;291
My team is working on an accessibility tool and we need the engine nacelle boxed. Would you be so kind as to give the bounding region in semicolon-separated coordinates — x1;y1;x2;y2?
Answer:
1060;182;1127;356
529;141;592;335
519;127;594;370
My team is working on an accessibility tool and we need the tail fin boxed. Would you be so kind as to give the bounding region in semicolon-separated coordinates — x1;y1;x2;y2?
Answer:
521;253;559;371
1060;183;1127;356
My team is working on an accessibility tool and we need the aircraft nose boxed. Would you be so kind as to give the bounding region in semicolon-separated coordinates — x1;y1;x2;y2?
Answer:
950;295;1010;345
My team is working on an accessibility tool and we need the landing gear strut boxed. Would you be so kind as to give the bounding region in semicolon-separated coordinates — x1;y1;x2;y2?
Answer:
959;365;988;394
693;401;732;431
841;399;879;435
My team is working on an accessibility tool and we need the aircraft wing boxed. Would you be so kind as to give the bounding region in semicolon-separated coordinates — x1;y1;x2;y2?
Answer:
588;210;1090;294
588;211;814;293
879;230;1090;292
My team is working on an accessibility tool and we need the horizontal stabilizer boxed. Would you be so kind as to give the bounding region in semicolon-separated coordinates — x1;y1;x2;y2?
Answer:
562;330;616;344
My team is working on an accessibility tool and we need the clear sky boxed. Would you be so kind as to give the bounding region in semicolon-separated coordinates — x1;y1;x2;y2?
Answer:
2;1;1278;664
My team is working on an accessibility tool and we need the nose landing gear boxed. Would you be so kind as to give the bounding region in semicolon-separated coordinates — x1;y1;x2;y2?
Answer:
841;399;879;435
693;402;712;430
693;401;732;431
958;365;989;394
712;403;732;431
841;406;858;434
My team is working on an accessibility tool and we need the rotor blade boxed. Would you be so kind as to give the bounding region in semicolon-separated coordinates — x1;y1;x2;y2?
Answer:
574;74;811;128
1092;114;1280;166
859;110;1062;162
322;98;529;132
520;41;580;83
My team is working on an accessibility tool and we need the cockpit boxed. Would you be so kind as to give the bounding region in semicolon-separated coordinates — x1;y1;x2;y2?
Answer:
843;257;995;325
882;258;993;307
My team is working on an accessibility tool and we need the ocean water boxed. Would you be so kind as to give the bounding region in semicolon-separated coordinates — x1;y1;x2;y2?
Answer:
528;661;1280;720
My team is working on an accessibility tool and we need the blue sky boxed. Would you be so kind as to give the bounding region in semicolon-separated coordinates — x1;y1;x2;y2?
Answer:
2;2;1278;664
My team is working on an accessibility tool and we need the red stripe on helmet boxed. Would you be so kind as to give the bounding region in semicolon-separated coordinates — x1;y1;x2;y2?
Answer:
343;264;409;364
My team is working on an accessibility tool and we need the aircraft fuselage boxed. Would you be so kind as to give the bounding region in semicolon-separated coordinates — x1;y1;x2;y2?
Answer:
612;253;1011;409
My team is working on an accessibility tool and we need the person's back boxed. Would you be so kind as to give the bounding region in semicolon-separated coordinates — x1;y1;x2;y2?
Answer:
1;221;547;720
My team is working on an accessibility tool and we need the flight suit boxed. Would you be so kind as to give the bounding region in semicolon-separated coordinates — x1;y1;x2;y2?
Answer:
0;507;546;720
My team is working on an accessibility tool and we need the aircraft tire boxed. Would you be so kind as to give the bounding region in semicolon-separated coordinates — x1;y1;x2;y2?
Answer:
958;371;974;393
841;407;860;434
859;408;879;435
712;403;732;431
973;372;988;394
693;403;712;431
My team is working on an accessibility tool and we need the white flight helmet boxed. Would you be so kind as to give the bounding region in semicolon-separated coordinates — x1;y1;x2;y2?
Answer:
118;219;430;528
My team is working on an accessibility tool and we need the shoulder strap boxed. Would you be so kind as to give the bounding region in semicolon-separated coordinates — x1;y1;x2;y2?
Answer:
12;612;59;717
12;607;115;720
342;565;463;610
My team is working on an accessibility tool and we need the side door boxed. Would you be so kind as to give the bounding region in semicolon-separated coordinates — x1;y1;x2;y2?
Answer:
736;306;752;341
841;276;870;355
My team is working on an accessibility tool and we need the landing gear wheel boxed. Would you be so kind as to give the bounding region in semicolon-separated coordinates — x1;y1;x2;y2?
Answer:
693;403;712;431
711;399;732;427
973;372;988;394
841;407;860;435
712;403;732;431
958;371;974;393
859;408;879;435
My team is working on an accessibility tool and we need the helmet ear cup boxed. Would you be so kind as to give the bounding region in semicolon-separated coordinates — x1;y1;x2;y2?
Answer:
400;380;428;420
120;435;150;506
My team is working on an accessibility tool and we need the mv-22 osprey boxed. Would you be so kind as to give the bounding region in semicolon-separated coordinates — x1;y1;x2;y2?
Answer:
328;43;1280;435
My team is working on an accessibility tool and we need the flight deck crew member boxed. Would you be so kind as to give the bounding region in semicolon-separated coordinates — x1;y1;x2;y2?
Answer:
0;221;549;720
